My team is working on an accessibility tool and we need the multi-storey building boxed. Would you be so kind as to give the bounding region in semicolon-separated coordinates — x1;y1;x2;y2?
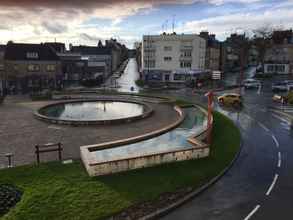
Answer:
142;33;206;83
4;42;62;94
264;30;293;75
221;33;249;72
71;39;128;84
0;45;6;95
199;31;221;71
71;45;112;84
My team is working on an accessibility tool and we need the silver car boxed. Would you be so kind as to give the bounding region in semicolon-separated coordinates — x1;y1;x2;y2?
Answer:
243;79;261;89
272;82;288;92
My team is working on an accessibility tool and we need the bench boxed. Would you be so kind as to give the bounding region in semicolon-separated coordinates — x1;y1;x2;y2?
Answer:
35;143;63;164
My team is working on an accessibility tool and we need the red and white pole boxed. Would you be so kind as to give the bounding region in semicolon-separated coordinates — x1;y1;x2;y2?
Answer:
205;91;214;145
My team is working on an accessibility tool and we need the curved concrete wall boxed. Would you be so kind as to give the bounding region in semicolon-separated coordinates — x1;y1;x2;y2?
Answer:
34;98;153;126
81;105;213;177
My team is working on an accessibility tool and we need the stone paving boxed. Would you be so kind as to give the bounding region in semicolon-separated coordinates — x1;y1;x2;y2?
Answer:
0;95;179;167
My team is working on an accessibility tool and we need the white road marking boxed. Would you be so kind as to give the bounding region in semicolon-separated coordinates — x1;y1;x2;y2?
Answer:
272;135;279;148
257;85;261;95
257;122;270;132
266;174;279;196
242;112;253;121
48;125;63;130
271;113;290;124
280;123;291;130
244;205;261;220
278;152;282;168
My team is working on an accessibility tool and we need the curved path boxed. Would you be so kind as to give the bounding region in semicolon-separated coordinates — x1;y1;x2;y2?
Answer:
160;84;293;219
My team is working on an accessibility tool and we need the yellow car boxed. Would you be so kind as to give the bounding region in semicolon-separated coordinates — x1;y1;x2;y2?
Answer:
217;93;242;106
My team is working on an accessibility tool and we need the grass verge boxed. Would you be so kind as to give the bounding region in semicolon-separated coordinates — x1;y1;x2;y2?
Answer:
0;112;240;220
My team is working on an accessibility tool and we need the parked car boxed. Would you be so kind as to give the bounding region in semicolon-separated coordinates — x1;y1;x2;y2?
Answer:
272;94;288;104
272;82;289;92
284;80;293;84
243;79;261;89
218;93;242;106
287;84;293;92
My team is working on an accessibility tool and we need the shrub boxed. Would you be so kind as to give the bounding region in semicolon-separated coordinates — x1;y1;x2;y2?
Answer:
287;91;293;105
135;79;145;87
0;184;22;217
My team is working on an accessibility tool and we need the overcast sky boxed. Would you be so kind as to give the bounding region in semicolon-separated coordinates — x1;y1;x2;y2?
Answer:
0;0;292;48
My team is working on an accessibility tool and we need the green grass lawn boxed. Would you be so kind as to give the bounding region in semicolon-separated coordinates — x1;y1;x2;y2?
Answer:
0;112;241;220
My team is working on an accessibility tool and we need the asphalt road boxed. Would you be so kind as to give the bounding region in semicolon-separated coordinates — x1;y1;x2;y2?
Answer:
160;79;293;220
114;60;293;219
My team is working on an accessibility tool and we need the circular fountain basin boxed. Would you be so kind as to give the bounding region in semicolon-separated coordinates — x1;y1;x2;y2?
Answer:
35;99;153;125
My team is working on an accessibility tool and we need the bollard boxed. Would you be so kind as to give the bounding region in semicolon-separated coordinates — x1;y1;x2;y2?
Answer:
4;153;13;168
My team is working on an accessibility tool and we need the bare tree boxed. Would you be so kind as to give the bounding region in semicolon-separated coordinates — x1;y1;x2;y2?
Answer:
252;24;285;70
252;25;274;70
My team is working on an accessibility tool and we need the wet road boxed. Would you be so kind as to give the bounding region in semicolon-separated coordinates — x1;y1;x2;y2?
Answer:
116;60;293;220
117;58;140;93
160;81;293;219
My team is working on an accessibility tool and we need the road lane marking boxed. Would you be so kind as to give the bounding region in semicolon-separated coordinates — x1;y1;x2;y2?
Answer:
257;85;261;95
271;113;290;124
272;135;279;148
242;113;253;121
257;122;269;132
244;205;261;220
278;152;282;168
266;174;279;196
260;108;267;113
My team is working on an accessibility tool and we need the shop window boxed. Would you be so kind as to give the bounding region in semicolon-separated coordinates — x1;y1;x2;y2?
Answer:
27;64;40;72
46;64;56;72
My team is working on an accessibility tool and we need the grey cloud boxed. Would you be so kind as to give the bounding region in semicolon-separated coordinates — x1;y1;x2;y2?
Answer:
42;21;68;34
80;33;102;42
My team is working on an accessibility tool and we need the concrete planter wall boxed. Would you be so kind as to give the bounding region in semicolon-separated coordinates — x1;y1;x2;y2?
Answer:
81;104;212;177
88;147;210;176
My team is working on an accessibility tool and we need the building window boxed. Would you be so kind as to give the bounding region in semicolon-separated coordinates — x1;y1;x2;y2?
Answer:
180;61;191;68
164;46;172;51
275;65;285;73
27;64;40;72
164;57;172;62
26;52;39;59
144;60;155;68
184;51;192;57
267;65;274;72
174;74;184;81
46;64;56;72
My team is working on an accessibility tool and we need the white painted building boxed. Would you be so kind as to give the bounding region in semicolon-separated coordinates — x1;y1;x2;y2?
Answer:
142;33;206;83
264;44;293;75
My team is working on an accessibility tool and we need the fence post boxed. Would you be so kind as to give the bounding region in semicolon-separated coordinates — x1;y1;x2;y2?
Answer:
4;153;13;168
58;143;62;161
35;145;40;164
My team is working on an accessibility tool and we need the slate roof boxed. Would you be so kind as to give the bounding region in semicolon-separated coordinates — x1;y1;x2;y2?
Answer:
71;46;112;55
4;43;60;61
0;45;6;52
44;42;66;53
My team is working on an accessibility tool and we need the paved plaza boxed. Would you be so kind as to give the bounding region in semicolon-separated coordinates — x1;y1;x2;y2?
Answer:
0;95;179;167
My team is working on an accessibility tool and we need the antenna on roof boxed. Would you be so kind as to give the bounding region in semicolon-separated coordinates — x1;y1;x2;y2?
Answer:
172;14;176;33
166;20;169;33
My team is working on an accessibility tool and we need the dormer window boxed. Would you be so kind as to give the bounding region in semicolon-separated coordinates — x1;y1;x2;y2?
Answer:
26;52;39;59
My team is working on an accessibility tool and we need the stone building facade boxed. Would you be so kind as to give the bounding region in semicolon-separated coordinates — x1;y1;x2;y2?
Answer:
4;42;62;94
